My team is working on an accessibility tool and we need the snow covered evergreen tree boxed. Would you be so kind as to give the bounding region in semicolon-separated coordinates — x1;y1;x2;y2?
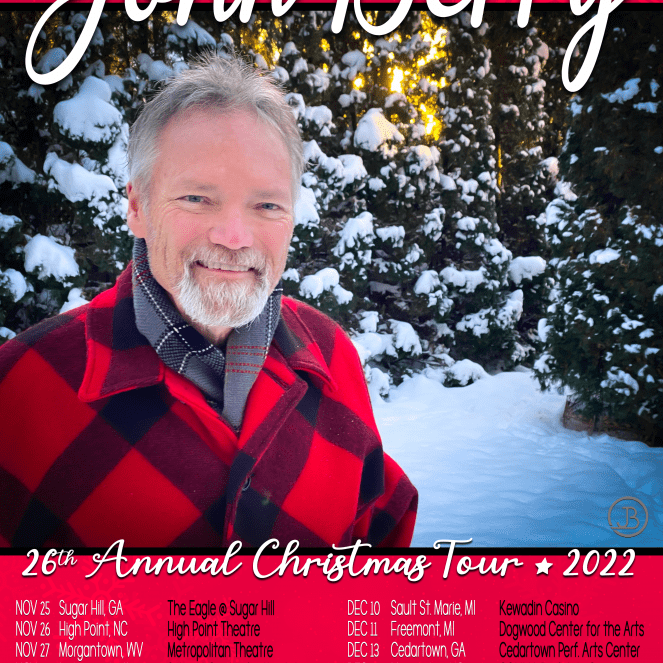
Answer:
431;13;523;370
273;12;365;321
491;13;552;257
535;12;582;161
536;13;663;442
273;12;448;386
0;12;138;337
488;13;555;358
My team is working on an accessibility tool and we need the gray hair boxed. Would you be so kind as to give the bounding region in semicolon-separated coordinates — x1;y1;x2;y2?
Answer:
127;54;304;204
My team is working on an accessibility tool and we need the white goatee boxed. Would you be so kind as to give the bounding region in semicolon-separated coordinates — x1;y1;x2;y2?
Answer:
175;245;273;329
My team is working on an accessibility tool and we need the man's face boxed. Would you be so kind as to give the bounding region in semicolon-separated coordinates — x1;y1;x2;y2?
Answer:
127;109;294;342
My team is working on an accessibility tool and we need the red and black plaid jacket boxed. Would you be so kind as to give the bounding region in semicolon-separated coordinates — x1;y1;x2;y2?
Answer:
0;267;417;549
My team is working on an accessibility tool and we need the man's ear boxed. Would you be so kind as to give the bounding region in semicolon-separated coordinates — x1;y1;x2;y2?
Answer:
126;182;147;239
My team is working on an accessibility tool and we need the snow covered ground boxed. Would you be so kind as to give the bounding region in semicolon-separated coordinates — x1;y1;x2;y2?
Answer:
374;369;663;548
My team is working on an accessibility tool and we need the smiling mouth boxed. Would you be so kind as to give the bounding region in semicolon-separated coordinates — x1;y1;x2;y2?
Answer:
195;261;253;273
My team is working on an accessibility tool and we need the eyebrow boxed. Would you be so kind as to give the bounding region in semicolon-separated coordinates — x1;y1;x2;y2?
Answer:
176;181;290;200
252;189;292;201
177;180;219;193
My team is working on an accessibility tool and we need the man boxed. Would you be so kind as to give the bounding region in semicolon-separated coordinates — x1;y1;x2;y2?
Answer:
0;56;417;548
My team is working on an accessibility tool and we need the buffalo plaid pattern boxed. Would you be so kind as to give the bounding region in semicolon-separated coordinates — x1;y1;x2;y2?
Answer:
0;266;417;549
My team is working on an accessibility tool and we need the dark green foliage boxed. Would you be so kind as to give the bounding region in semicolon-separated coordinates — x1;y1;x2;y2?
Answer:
431;14;524;370
536;13;663;441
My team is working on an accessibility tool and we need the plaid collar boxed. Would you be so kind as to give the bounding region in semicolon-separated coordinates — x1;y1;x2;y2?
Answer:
131;238;281;430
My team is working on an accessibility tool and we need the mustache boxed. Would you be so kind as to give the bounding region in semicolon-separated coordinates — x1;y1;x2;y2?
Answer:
184;245;267;272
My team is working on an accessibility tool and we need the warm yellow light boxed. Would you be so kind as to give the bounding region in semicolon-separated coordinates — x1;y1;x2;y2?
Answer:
354;77;364;89
322;63;329;73
391;68;404;93
388;53;395;60
418;24;447;66
321;39;330;52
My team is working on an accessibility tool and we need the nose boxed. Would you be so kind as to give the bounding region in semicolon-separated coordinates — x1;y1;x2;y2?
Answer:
207;207;254;250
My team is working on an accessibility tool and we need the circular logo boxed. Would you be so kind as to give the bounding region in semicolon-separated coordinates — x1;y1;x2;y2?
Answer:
608;497;648;538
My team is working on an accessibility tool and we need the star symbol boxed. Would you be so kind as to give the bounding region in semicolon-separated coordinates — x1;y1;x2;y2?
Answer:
535;558;553;575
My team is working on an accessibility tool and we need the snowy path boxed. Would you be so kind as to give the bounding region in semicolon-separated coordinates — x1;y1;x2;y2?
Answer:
374;370;663;547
